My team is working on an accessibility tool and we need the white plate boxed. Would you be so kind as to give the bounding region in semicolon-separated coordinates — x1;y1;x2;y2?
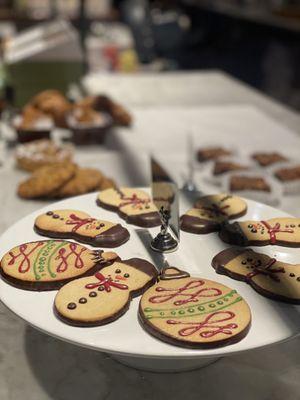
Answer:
0;192;299;361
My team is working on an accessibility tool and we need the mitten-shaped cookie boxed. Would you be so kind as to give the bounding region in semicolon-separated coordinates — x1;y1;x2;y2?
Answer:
55;258;158;326
34;209;130;247
180;194;247;234
0;240;118;290
139;267;251;348
212;247;300;304
219;218;300;247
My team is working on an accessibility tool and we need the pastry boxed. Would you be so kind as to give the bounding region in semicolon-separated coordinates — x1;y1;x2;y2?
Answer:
212;247;300;304
54;258;158;326
34;209;130;248
252;152;287;167
139;267;251;348
197;147;232;162
97;187;161;228
17;162;77;199
274;165;300;182
0;240;118;291
180;194;247;234
219;218;300;247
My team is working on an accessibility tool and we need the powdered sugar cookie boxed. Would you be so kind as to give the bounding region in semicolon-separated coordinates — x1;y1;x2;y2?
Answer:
139;268;251;349
55;258;158;326
34;209;130;247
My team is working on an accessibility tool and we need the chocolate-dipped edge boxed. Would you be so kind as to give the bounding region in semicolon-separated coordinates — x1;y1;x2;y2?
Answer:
118;209;161;228
96;197;120;212
138;302;251;349
160;267;190;280
219;222;249;246
180;215;220;234
212;248;300;304
54;258;158;327
34;223;130;248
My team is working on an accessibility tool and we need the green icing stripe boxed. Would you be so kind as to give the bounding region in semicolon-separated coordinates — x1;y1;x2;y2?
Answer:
46;241;69;279
143;296;243;320
33;241;54;281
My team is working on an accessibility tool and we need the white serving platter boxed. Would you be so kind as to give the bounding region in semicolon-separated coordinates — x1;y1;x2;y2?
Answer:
0;191;299;372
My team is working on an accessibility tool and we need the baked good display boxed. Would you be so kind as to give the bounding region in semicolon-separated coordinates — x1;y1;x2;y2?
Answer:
17;162;77;199
0;240;118;291
54;258;158;326
97;187;161;227
34;209;130;248
197;147;233;162
139;267;251;349
180;194;247;234
212;247;300;304
15;139;74;172
252;152;288;167
219;218;300;247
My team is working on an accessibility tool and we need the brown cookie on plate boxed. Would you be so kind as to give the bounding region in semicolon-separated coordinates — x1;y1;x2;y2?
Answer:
212;247;300;304
139;267;251;349
34;209;130;248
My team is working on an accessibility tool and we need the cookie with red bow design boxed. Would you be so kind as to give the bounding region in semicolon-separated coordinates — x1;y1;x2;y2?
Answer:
34;209;130;248
219;218;300;247
96;187;161;227
180;194;247;234
139;267;251;348
54;258;158;326
0;240;118;291
212;247;300;304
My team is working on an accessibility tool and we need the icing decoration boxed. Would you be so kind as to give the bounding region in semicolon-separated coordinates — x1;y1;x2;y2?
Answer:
166;311;237;337
65;213;96;232
149;280;222;305
201;204;230;217
160;267;190;281
56;243;87;272
260;221;294;244
85;272;128;292
8;242;44;273
246;257;284;282
119;193;151;210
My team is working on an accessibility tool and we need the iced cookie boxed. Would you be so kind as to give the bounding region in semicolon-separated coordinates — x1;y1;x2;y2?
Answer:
34;210;130;248
139;267;251;349
219;218;300;247
212;247;300;304
54;258;158;326
0;240;118;291
97;187;161;228
180;194;247;234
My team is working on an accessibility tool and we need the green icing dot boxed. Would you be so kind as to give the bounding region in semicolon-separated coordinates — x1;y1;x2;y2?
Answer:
160;312;165;316
188;308;194;313
217;301;223;305
144;307;152;312
171;311;176;315
209;303;216;308
198;306;205;311
179;310;185;315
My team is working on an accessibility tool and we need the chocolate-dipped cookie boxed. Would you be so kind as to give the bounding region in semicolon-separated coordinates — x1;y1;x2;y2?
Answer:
212;247;300;304
219;218;300;247
54;258;158;326
34;209;130;248
139;267;251;349
180;194;247;234
0;240;118;291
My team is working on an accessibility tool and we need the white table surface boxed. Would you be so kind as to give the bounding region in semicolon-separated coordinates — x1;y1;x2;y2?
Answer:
0;71;299;399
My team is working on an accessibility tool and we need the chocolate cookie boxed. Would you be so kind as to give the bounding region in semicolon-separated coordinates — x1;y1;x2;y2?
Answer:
212;247;300;304
97;187;161;228
139;267;251;349
34;209;130;248
54;258;158;326
219;218;300;247
0;240;119;291
17;162;77;199
180;194;247;234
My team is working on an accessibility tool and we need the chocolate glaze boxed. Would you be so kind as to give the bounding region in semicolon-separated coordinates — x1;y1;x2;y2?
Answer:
160;267;190;280
96;197;119;212
34;223;130;248
180;215;220;234
118;209;161;228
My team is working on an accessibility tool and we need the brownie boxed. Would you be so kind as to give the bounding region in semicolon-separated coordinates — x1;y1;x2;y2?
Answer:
213;161;248;176
230;176;271;192
275;166;300;182
197;147;232;162
252;152;287;167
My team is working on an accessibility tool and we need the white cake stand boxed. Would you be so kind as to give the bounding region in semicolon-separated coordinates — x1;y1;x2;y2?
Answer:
0;192;299;372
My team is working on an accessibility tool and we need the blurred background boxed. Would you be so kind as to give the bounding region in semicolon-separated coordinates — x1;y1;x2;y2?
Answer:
0;0;299;110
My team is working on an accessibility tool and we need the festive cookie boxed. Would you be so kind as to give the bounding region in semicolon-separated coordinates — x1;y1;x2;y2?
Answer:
17;162;77;199
229;176;271;192
197;147;233;162
212;247;300;304
252;152;288;168
213;161;249;176
219;218;300;247
180;194;247;234
0;240;118;291
139;267;251;349
54;258;158;326
34;210;130;248
97;187;161;228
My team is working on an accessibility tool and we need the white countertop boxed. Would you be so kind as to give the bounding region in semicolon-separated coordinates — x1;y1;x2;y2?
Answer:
1;71;299;399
